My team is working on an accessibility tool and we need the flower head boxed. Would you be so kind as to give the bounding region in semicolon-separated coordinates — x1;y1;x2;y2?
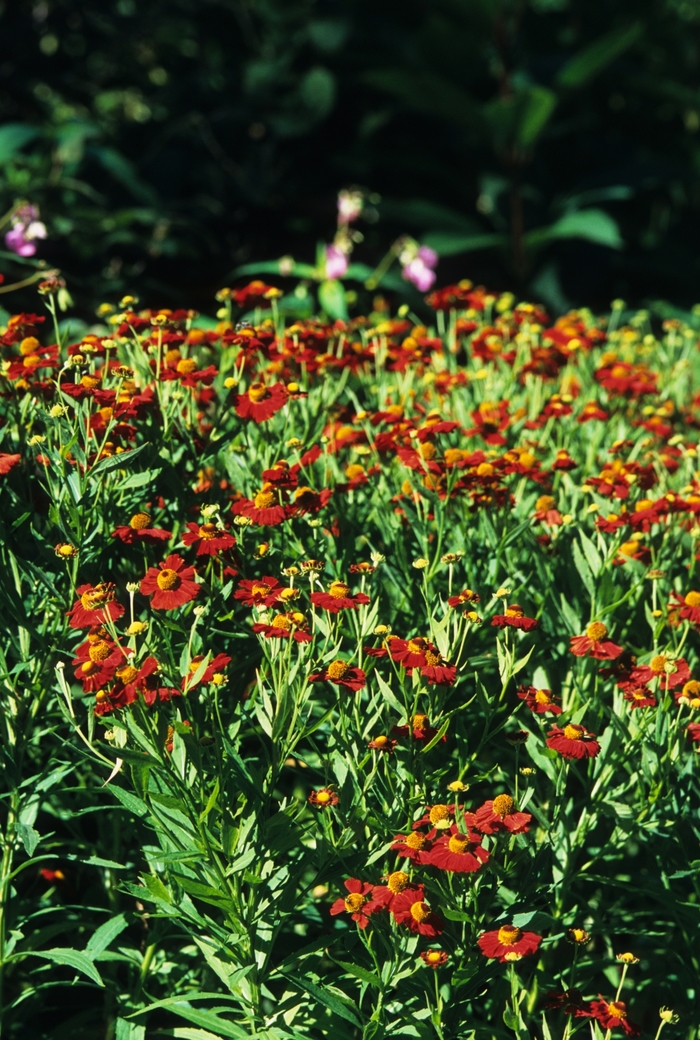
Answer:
477;924;542;963
140;554;199;611
546;723;600;760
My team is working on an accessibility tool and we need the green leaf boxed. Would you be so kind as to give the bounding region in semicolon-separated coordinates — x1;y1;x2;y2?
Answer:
279;973;362;1027
421;231;506;256
86;913;130;957
130;1001;248;1039
109;786;149;817
116;1019;146;1040
16;823;40;857
571;540;596;600
21;947;104;986
517;86;557;147
334;959;381;987
0;123;40;164
89;444;148;477
524;209;622;250
318;279;348;320
557;23;643;89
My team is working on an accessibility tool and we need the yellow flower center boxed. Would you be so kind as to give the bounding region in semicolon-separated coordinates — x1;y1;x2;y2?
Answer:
345;464;365;480
88;640;112;663
410;900;432;923
429;804;451;825
116;664;138;684
315;790;333;805
344;892;366;913
534;689;552;705
329;581;351;599
407;639;425;653
412;714;429;731
425;951;443;964
254;490;275;509
636;498;654;511
563;724;585;741
684;591;700;608
420;442;437;460
650;654;668;673
130;512;152;530
248;382;269;403
270;614;292;630
80;374;101;389
405;832;427;850
476;462;494;477
19;336;39;356
606;1003;627;1020
80;586;109;610
586;621;608;640
423;650;441;667
505;606;524;618
157;568;180;590
387;871;410;894
372;735;389;748
176;358;197;375
492;794;514;817
682;680;700;698
448;834;469;854
497;925;522;946
327;660;349;680
568;928;589;944
251;582;271;597
536;495;555;511
199;523;217;539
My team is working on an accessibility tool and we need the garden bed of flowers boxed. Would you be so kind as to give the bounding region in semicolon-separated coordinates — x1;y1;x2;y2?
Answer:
0;275;697;1040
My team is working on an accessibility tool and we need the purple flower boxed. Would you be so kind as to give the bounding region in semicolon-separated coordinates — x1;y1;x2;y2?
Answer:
325;244;349;280
402;248;438;292
5;205;47;257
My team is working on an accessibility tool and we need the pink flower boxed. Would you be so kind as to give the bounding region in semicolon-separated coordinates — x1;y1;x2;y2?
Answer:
325;244;349;279
5;205;47;257
402;245;438;292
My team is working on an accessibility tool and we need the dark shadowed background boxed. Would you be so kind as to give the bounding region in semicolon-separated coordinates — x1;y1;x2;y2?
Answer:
2;0;700;316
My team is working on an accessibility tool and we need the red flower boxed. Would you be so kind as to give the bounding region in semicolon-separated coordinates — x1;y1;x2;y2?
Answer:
391;886;443;936
234;576;284;607
308;788;339;808
424;825;489;873
421;949;449;969
253;611;312;642
367;734;398;752
627;654;689;689
232;487;288;526
181;521;236;555
235;382;288;422
67;583;125;629
670;590;700;624
620;682;657;709
420;648;457;686
231;280;281;308
542;989;591;1016
72;633;130;691
447;589;480;608
112;512;172;545
310;581;370;613
517;684;562;715
492;605;538;631
140;554;200;610
391;831;432;863
686;722;700;743
578;401;609;423
546;723;600;759
289;485;333;515
589;999;640;1036
0;453;21;475
569;622;623;660
474;795;531;834
309;660;366;691
465;401;511;446
392;713;446;743
477;924;542;962
329;878;387;929
182;652;231;691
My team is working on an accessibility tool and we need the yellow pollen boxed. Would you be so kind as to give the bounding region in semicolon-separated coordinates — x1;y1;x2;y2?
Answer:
586;621;608;641
315;790;332;805
407;639;424;653
248;382;269;403
650;654;668;673
156;568;180;591
429;804;451;825
116;664;138;684
405;832;427;850
684;591;700;608
199;523;217;539
606;1003;627;1020
88;640;112;663
425;951;443;964
344;892;366;913
328;581;351;599
345;463;365;480
423;650;441;667
251;583;271;597
534;689;552;705
176;358;197;375
563;724;584;741
420;442;437;460
476;462;494;477
505;606;524;618
635;498;654;511
410;900;432;923
327;660;349;680
536;495;555;511
130;512;151;530
372;735;389;748
387;871;410;894
19;336;39;356
682;680;700;697
497;925;522;946
254;490;275;509
270;614;292;630
492;794;514;817
412;714;429;731
80;374;101;389
448;834;469;854
80;586;109;610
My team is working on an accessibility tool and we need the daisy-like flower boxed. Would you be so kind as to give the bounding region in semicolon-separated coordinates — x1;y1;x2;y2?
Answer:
567;927;591;945
112;512;172;545
546;723;601;759
308;660;366;691
386;636;433;669
367;734;398;753
670;590;700;624
492;605;538;631
542;989;591;1016
391;885;443;936
308;788;339;808
235;382;288;422
477;923;542;962
232;487;287;526
447;589;480;608
289;485;333;516
391;831;432;863
628;654;689;689
310;581;370;613
425;824;489;873
421;949;449;969
393;714;446;743
676;679;700;708
474;794;531;834
0;453;21;475
140;554;199;611
234;576;284;608
620;682;657;708
67;583;125;629
420;648;458;686
253;611;312;642
329;878;387;929
372;870;413;909
517;684;562;715
569;622;623;660
72;633;130;691
588;999;640;1036
686;722;700;742
181;521;236;555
